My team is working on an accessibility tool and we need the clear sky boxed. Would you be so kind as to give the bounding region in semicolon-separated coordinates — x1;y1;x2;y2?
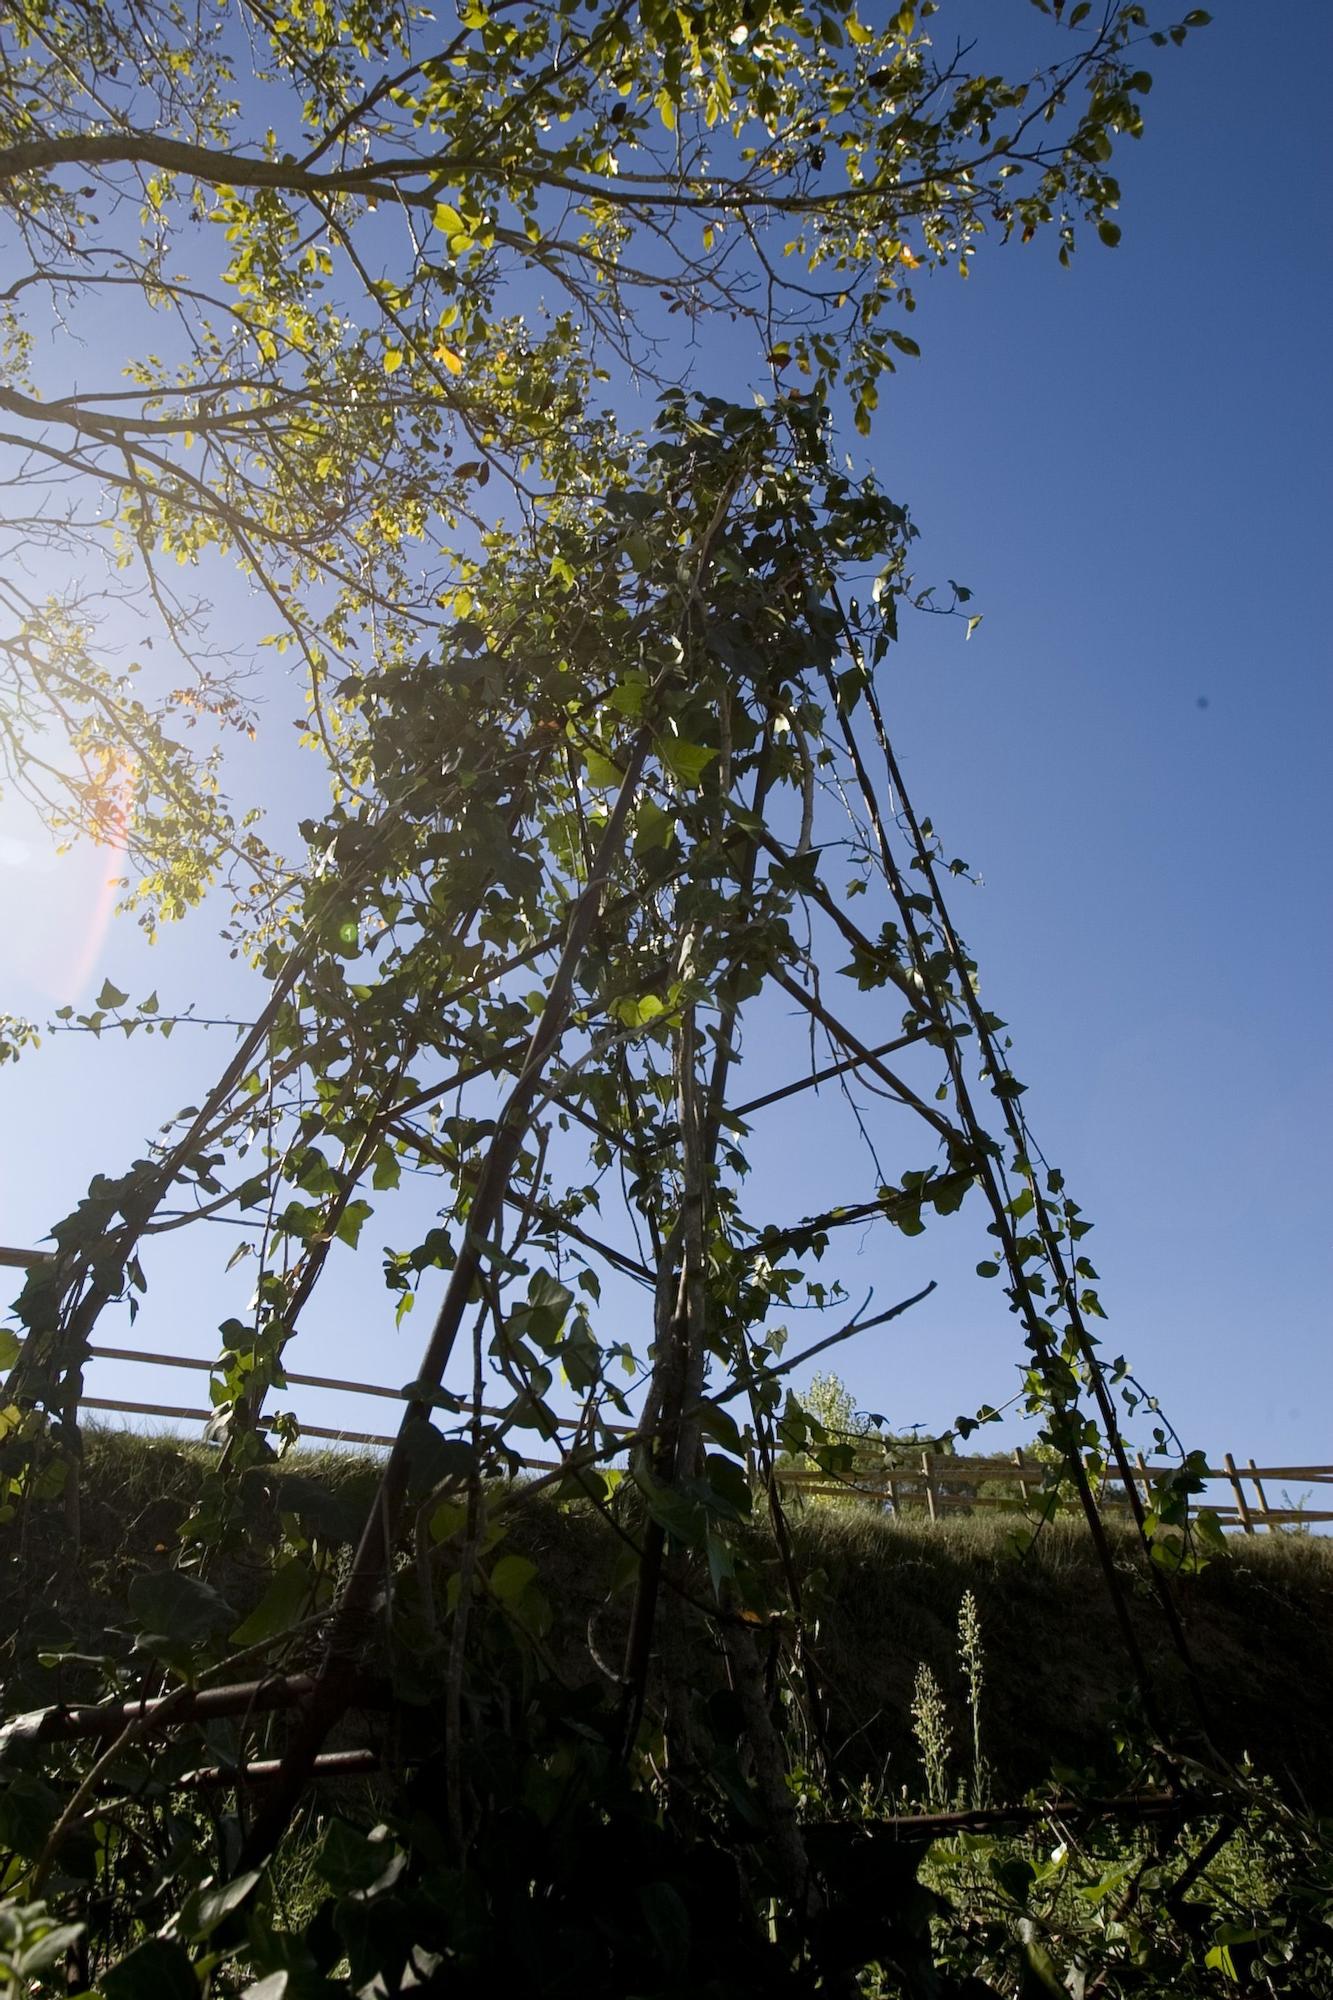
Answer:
1;5;1330;1488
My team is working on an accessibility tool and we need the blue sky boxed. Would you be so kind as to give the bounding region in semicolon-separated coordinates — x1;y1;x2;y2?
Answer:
1;5;1330;1485
856;2;1333;1462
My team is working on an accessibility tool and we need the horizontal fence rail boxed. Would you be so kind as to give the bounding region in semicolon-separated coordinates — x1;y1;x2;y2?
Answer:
15;1333;1321;1535
774;1447;1333;1532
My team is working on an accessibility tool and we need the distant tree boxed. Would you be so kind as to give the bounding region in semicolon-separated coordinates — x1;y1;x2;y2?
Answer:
781;1369;955;1510
799;1370;867;1444
777;1369;876;1508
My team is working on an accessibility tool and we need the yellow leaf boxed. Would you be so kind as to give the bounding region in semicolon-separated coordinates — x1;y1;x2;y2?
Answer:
434;343;464;375
383;346;404;375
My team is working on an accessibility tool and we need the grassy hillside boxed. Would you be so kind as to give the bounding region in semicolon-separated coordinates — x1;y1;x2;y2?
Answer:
5;1429;1331;1809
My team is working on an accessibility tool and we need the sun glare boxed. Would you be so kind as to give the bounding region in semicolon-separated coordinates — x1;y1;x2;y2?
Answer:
0;783;129;1005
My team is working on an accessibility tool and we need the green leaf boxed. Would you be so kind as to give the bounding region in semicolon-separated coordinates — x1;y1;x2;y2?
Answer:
656;737;716;789
634;1462;705;1545
1097;219;1122;248
181;1870;262;1941
400;1416;474;1500
0;1772;60;1857
990;1853;1036;1905
489;1552;538;1602
633;798;675;854
836;665;867;716
612;991;667;1028
0;1326;21;1370
95;978;130;1010
229;1557;311;1648
1018;1937;1068;1998
607;676;648;717
698;1399;746;1457
701;1452;752;1521
335;1198;374;1248
315;1818;404;1896
128;1569;236;1656
528;1269;574;1315
638;1881;691;1980
277;1199;320;1244
17;1924;87;1977
428;1497;467;1543
583;746;624;788
102;1938;198;2000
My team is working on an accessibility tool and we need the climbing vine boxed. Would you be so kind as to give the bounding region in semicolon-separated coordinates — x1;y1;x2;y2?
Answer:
5;2;1329;1994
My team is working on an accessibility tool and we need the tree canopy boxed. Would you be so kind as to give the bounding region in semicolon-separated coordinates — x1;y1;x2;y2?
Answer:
0;0;1188;914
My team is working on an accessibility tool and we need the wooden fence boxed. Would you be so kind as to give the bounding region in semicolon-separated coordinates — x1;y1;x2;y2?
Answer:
776;1446;1333;1533
9;1325;1324;1535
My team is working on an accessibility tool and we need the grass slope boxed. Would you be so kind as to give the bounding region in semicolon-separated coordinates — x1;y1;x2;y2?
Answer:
4;1431;1330;1809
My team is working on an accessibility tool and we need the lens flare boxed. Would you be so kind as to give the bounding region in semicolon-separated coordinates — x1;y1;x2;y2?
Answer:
0;766;135;1005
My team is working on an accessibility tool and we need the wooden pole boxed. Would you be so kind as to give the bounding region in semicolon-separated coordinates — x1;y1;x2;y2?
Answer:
1223;1452;1255;1534
1247;1457;1275;1531
1134;1451;1154;1512
921;1450;938;1524
76;1395;400;1449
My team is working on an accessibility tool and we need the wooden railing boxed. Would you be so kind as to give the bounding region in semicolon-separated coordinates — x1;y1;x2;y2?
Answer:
775;1447;1333;1533
77;1344;406;1449
1;1305;1327;1533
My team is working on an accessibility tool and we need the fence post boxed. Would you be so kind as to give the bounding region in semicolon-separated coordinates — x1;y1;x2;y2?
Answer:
920;1450;938;1524
1134;1451;1153;1513
1246;1458;1275;1531
1223;1452;1255;1534
62;1379;83;1548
